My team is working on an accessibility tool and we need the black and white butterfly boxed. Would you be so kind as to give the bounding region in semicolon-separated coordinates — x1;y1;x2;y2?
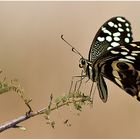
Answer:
62;16;140;103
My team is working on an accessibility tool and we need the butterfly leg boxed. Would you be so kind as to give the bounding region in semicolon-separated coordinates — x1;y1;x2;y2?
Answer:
69;71;86;94
73;75;86;93
76;70;86;92
69;79;73;94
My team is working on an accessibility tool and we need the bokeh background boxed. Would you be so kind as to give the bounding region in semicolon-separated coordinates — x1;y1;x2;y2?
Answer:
0;1;140;138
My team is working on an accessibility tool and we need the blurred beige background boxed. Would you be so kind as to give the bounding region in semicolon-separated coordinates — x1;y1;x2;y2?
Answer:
0;1;140;138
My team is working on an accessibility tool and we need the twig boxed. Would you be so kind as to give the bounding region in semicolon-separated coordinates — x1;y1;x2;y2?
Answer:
0;92;92;132
0;112;37;132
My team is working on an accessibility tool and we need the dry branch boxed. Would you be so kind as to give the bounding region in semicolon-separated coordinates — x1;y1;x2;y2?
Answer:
0;92;92;132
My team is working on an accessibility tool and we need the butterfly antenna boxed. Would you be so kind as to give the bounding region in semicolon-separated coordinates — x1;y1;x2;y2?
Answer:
61;35;83;58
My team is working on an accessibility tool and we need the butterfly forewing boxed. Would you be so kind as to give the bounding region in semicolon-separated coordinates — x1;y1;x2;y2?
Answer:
89;16;133;62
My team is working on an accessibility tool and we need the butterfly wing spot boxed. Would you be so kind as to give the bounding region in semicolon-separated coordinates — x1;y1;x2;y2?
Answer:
120;51;128;55
111;42;120;47
107;46;112;50
114;24;118;28
131;53;138;56
132;50;140;53
108;21;114;27
106;36;112;42
127;33;131;37
114;37;120;41
125;23;129;27
126;28;130;32
130;43;137;47
121;46;130;52
116;17;126;22
118;23;122;27
110;50;119;54
97;37;105;42
125;55;136;60
113;32;121;36
124;38;130;43
118;28;124;32
119;58;134;63
102;27;112;35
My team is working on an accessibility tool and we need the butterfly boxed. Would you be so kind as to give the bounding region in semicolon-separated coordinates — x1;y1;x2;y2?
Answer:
61;16;140;103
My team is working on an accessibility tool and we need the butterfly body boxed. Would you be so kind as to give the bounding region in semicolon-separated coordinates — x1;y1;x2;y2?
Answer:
79;16;140;102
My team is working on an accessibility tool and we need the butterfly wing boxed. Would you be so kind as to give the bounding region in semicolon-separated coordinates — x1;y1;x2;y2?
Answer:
89;16;133;62
96;42;140;101
96;74;108;102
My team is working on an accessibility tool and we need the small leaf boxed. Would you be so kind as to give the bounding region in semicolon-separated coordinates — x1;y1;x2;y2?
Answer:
0;83;10;94
44;115;50;120
14;125;27;131
51;121;55;129
45;109;51;115
19;126;27;131
61;96;68;103
74;102;82;111
64;119;72;127
47;120;55;129
55;96;62;105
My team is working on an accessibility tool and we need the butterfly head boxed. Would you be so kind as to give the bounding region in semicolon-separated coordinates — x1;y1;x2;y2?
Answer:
61;35;94;80
79;58;89;72
79;57;94;81
61;35;90;74
79;58;88;72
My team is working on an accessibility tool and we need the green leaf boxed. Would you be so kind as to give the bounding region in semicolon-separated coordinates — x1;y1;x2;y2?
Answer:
74;102;82;111
0;83;10;94
14;125;27;131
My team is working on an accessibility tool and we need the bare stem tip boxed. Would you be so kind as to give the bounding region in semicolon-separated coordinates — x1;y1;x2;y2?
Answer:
61;34;64;40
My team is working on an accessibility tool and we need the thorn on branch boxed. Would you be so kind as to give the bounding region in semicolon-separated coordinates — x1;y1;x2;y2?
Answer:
48;94;53;110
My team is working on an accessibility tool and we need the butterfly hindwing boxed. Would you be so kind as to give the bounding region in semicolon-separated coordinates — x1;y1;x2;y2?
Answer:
97;42;140;101
97;75;108;102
